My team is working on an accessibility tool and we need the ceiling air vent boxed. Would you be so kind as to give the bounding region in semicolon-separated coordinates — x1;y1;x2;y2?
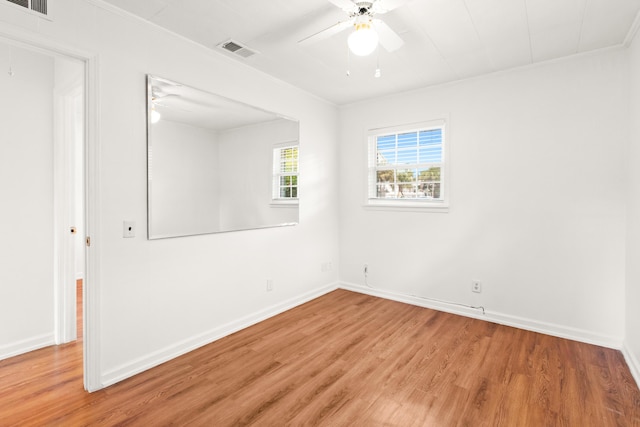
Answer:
5;0;47;15
218;40;258;59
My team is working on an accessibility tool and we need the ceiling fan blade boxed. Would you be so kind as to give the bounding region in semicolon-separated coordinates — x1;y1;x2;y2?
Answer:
372;19;404;52
372;0;408;14
298;18;354;46
327;0;357;12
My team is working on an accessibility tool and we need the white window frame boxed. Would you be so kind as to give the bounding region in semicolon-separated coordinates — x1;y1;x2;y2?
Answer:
366;119;449;212
272;142;299;205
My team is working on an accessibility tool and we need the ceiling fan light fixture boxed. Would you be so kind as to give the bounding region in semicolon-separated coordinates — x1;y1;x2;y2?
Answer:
151;106;161;124
348;22;379;56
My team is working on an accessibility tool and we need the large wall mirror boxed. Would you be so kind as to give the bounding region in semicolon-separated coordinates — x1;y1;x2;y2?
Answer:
146;75;299;239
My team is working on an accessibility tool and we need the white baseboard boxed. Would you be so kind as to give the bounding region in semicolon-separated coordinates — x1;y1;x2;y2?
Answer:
101;282;340;388
0;333;55;361
340;282;623;350
622;341;640;389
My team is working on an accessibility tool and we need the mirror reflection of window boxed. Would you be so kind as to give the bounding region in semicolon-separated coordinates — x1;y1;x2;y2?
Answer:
272;145;299;202
146;75;300;238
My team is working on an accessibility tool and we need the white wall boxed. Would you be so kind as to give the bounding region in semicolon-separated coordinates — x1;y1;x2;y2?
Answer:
149;119;220;237
0;0;339;387
626;28;640;384
218;119;299;230
339;49;628;347
0;42;55;358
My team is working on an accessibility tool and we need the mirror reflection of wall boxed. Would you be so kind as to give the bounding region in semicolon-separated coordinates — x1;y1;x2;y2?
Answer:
149;119;220;237
218;119;299;231
147;75;299;239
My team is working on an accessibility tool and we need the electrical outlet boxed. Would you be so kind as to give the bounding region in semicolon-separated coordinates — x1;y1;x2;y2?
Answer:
266;279;274;292
472;280;482;293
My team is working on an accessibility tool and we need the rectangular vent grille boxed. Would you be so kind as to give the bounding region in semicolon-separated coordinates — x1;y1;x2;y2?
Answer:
5;0;47;15
7;0;28;7
218;40;258;59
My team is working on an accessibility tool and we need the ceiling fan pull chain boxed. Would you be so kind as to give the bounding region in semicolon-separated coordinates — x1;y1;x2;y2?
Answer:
346;44;351;77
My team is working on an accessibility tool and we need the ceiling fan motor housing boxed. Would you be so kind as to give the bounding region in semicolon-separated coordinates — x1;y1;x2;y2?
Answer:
354;2;374;16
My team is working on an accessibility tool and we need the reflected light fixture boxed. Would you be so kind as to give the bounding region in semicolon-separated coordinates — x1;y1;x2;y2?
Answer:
348;21;379;56
151;105;161;124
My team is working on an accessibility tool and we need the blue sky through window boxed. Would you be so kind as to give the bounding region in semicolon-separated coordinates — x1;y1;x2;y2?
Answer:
376;128;442;166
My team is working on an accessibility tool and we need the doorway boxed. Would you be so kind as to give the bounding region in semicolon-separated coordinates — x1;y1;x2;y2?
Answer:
54;69;85;344
0;37;87;383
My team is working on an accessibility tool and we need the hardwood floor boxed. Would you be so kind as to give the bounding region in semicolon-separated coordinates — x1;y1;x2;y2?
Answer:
1;289;639;426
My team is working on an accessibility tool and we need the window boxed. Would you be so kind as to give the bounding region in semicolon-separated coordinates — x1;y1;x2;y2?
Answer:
273;145;299;202
368;120;447;209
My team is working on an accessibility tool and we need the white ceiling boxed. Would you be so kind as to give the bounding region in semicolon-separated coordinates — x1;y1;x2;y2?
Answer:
103;0;640;105
149;75;285;131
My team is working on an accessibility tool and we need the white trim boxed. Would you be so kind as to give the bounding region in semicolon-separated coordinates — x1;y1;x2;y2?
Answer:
100;282;339;388
340;281;623;349
0;333;55;361
83;54;101;392
363;200;449;213
622;342;640;389
270;201;299;208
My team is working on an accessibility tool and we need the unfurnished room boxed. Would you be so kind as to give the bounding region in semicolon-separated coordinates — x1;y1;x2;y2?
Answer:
1;0;640;425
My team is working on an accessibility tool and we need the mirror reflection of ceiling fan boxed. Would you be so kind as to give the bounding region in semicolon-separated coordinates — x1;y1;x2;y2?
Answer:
150;85;190;123
299;0;407;56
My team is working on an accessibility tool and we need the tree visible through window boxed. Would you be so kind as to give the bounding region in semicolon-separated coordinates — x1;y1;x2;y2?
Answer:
368;121;446;207
273;145;298;201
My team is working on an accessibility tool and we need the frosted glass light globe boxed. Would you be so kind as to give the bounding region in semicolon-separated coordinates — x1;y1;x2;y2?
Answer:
151;108;161;124
348;22;379;56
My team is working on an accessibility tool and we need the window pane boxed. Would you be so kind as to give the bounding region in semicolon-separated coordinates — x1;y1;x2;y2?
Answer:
376;184;394;198
291;187;297;198
418;182;441;199
397;149;418;164
419;129;442;146
418;167;441;182
279;147;298;173
397;132;418;149
419;146;442;163
377;170;394;183
281;187;291;198
398;183;414;198
396;169;416;183
377;150;395;165
280;161;297;173
377;135;396;151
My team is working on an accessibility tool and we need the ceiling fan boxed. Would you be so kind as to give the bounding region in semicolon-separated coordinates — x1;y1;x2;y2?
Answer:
299;0;406;56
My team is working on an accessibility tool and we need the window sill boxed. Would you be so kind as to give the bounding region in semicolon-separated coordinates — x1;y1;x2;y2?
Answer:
270;200;299;208
364;199;449;213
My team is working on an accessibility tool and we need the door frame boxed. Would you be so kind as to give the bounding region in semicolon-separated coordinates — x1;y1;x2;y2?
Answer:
0;27;101;392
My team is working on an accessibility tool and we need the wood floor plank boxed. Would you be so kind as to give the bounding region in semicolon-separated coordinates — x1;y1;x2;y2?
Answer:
1;289;639;426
